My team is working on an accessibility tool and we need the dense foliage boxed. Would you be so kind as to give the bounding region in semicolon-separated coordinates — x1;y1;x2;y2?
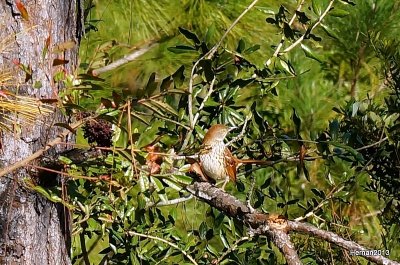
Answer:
30;0;400;264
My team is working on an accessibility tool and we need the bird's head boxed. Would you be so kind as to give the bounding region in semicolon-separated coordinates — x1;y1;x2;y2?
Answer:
202;124;236;144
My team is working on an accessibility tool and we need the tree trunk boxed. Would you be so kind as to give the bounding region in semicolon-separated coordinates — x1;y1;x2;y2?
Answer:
0;0;79;264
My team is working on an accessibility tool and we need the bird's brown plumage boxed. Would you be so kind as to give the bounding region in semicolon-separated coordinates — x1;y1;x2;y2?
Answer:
195;124;271;189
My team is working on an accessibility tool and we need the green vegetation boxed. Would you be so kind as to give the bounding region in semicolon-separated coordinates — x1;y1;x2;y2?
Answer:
31;0;400;264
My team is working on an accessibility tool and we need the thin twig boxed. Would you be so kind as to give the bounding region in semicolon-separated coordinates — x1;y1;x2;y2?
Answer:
288;221;399;265
226;115;250;147
283;0;335;54
356;137;388;151
146;195;193;208
92;42;158;76
295;185;345;222
127;231;198;265
182;0;259;150
192;77;216;126
206;0;260;60
0;118;89;178
216;236;250;263
265;0;306;66
127;100;139;177
80;230;90;265
27;164;99;181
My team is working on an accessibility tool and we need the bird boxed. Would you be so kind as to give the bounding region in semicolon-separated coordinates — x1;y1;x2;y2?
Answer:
192;124;272;190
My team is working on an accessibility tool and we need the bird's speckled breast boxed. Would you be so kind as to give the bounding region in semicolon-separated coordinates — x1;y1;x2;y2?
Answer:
199;142;226;180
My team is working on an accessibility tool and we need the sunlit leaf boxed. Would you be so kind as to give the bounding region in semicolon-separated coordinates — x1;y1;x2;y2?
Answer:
300;44;322;63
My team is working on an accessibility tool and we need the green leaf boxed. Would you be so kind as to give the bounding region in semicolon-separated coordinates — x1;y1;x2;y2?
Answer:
300;44;322;63
311;188;325;199
200;59;214;82
244;44;260;54
329;8;350;17
168;207;177;224
321;24;340;40
339;0;356;6
140;101;166;117
230;78;254;88
160;76;173;91
145;72;157;96
149;99;178;116
279;58;296;75
207;245;219;257
330;142;365;162
58;155;73;165
220;230;230;248
329;119;339;141
292;108;301;135
150;177;168;202
178;27;200;45
171;174;193;185
136;120;164;147
163;179;183;191
172;65;185;88
236;39;246;53
205;24;216;43
199;222;207;240
167;45;197;54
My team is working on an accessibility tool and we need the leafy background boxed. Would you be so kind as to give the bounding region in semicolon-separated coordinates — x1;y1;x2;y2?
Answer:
33;0;400;264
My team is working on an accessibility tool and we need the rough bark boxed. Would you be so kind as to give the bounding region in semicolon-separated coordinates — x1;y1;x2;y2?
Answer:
186;182;400;265
0;0;79;264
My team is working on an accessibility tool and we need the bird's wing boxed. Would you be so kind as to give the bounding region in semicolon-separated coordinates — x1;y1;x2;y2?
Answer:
224;148;237;182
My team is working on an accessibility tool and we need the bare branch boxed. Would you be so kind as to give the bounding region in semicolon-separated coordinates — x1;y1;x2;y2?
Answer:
283;0;335;54
0;118;89;178
216;236;250;263
92;41;158;76
146;195;193;208
182;0;259;150
288;221;399;265
205;0;260;60
186;182;400;265
294;185;345;222
225;115;250;147
265;0;306;66
127;230;198;265
192;76;216;126
186;182;301;264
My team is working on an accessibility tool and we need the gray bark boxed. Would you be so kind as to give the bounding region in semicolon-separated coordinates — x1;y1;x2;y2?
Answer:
0;0;79;264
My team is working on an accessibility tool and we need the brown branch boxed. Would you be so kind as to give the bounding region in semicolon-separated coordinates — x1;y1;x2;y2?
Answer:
186;182;301;265
0;118;87;178
288;221;399;265
186;182;400;265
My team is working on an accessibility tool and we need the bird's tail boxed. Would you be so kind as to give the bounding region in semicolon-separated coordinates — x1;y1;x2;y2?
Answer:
238;159;273;166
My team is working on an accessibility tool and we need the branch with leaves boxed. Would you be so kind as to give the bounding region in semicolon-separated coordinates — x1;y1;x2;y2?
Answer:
186;182;400;265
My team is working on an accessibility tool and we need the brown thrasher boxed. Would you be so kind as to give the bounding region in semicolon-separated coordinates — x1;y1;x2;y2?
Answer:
191;124;272;189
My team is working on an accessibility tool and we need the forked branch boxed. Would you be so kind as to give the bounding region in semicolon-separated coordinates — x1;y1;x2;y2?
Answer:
186;182;400;265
